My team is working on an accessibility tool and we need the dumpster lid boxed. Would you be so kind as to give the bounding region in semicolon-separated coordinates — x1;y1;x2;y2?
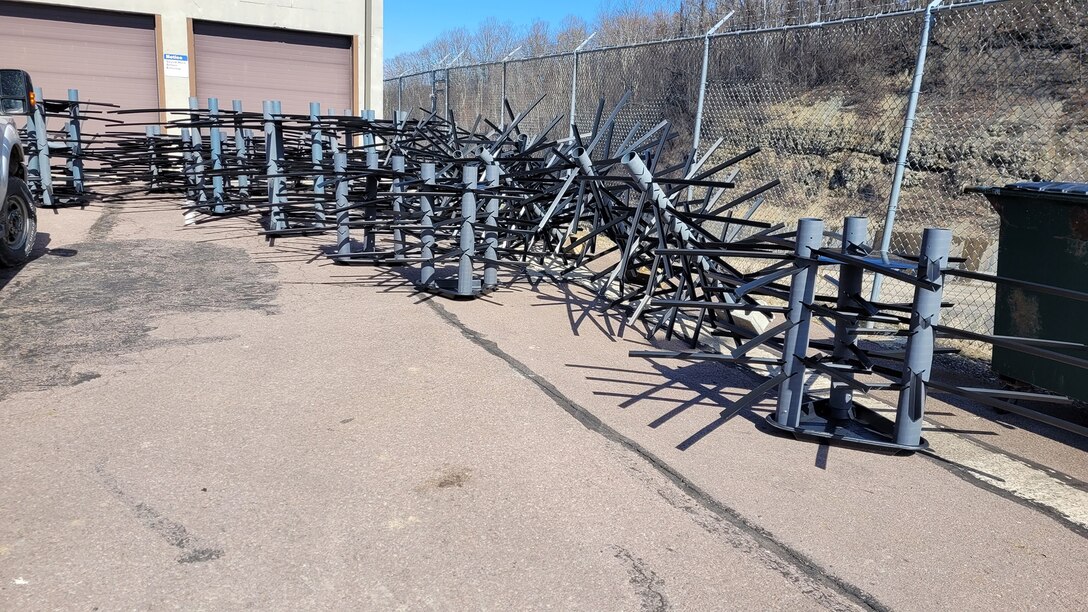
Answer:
967;181;1088;204
1004;182;1088;195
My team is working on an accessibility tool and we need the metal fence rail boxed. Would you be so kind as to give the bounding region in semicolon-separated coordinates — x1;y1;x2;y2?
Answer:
384;0;1087;339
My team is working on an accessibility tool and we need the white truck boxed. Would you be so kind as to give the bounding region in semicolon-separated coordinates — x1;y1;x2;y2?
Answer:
0;69;37;267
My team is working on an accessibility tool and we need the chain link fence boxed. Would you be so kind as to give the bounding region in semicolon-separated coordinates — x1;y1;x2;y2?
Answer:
447;62;504;128
886;0;1087;335
572;37;705;155
384;0;1087;339
504;54;575;140
391;71;434;120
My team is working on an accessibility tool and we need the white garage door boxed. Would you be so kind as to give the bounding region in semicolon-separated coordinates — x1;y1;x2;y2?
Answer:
193;21;353;117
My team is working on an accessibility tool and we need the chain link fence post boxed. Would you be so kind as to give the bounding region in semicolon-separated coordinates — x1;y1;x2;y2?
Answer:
499;46;521;127
569;33;597;139
870;0;945;304
692;13;732;157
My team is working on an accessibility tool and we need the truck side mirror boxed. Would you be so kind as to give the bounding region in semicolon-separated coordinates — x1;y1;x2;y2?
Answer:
0;69;35;115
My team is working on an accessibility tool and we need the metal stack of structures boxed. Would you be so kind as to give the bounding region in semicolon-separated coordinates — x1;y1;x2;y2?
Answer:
82;92;983;451
47;85;1082;450
20;87;115;207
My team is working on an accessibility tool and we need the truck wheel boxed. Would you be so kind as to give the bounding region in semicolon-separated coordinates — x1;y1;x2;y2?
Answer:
0;177;37;267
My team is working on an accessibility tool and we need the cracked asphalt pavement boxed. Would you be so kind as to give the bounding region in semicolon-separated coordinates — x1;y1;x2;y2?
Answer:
0;202;1085;610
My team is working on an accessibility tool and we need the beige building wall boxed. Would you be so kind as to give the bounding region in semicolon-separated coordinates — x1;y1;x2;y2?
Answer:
15;0;383;115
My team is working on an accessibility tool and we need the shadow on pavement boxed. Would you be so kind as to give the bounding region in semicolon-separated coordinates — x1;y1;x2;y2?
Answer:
0;232;68;293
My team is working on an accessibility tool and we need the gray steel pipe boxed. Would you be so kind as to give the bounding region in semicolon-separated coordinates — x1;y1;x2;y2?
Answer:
232;100;250;203
208;98;225;214
362;144;379;253
894;227;951;447
458;164;478;296
391;154;406;258
621;151;698;245
419;163;436;286
310;102;326;224
187;96;207;208
144;126;159;191
484;163;500;288
32;87;52;206
65;89;83;195
775;217;824;428
335;151;351;255
263;100;285;231
829;216;868;420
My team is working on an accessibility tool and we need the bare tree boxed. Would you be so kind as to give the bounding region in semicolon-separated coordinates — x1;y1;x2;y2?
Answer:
471;18;518;63
555;15;591;51
522;21;552;56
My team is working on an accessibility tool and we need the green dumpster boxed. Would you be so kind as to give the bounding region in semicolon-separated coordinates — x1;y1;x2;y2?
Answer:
970;182;1088;402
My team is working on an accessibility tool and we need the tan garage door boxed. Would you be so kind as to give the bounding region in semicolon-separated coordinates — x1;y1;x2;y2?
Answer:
0;2;158;117
193;21;353;117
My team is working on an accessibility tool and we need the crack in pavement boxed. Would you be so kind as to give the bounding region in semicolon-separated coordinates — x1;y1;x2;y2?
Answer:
426;300;887;612
95;463;224;564
612;546;670;612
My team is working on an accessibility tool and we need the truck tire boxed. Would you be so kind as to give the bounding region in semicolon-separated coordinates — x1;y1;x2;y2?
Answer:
0;177;37;267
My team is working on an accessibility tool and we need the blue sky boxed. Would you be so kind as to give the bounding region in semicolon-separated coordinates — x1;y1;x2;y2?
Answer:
384;0;602;58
